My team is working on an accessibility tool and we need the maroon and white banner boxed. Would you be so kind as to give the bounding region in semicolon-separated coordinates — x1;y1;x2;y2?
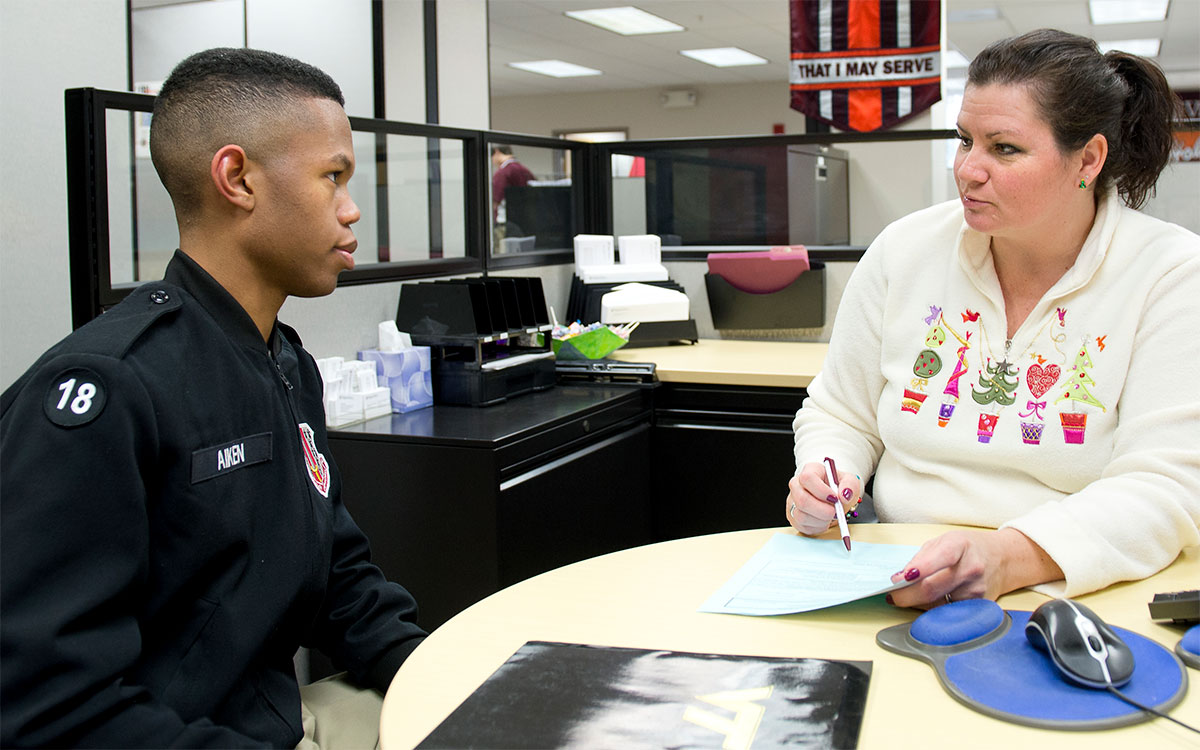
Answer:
790;0;942;132
1172;90;1199;162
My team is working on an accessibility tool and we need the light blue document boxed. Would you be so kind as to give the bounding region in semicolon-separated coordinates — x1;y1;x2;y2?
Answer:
699;533;920;616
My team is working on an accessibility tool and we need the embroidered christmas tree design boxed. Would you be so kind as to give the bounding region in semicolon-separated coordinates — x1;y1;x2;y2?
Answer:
971;358;1019;406
1054;341;1106;444
902;348;942;413
901;312;946;414
971;357;1018;442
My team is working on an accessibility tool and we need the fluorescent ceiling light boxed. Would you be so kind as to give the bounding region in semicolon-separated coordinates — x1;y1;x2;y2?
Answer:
1089;0;1169;25
680;47;768;68
507;60;602;78
565;6;684;35
1097;38;1162;56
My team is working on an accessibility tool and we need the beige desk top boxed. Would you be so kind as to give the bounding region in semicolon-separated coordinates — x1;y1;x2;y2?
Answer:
608;339;828;388
381;524;1199;749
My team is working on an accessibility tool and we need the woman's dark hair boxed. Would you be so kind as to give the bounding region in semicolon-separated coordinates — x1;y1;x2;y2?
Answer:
967;28;1181;209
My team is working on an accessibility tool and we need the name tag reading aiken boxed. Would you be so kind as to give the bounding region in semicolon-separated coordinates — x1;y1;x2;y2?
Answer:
191;432;272;484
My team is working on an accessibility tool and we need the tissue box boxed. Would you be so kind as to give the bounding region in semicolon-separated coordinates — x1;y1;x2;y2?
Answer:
358;348;434;413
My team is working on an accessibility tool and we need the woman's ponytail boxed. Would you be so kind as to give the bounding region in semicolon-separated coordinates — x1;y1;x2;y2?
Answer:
1103;51;1181;209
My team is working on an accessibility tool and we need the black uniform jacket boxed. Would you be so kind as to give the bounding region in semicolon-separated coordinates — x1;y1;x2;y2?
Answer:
0;251;425;748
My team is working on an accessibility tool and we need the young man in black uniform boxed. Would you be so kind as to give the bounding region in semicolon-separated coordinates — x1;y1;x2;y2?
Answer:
0;48;425;747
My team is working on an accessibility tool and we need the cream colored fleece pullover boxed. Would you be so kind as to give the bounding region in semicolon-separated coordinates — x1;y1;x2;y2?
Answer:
793;190;1200;596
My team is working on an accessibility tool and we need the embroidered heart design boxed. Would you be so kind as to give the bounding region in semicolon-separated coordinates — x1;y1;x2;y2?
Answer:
1027;363;1061;398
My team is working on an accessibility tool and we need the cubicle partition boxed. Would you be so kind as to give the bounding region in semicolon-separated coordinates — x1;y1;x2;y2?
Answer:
590;128;956;263
63;87;599;327
65;86;956;328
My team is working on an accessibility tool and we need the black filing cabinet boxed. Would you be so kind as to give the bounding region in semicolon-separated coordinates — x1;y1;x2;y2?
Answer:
650;383;805;540
328;385;653;632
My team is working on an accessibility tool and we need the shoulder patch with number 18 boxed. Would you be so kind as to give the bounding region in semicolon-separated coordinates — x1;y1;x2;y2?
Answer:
44;368;108;428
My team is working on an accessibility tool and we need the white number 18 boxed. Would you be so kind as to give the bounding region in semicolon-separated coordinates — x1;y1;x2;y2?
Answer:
56;378;97;415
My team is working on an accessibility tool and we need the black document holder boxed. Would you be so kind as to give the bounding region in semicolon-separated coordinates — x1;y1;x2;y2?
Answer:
705;261;826;330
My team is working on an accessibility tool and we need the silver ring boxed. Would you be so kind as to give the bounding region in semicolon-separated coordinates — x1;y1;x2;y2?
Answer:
787;501;796;519
945;593;953;604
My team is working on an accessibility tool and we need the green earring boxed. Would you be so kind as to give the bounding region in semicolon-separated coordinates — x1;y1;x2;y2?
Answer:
1079;177;1088;189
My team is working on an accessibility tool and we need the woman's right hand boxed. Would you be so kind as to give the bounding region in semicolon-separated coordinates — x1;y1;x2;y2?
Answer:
785;461;863;536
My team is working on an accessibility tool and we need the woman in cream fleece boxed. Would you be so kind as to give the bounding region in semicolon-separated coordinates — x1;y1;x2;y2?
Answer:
787;29;1200;607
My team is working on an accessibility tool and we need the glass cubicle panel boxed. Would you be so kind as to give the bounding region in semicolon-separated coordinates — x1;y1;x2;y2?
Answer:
105;108;176;287
358;132;469;265
608;142;848;248
68;88;485;326
104;117;469;286
487;140;580;257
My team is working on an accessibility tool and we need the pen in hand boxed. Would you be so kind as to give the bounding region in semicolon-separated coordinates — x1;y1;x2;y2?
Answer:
823;457;852;552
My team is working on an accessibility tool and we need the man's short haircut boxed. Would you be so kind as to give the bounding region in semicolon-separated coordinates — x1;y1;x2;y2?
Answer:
491;144;514;156
150;47;344;217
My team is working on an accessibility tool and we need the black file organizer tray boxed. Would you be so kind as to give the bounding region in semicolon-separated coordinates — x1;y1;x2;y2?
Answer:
704;262;825;330
624;320;698;347
567;275;687;324
396;278;554;406
566;275;699;347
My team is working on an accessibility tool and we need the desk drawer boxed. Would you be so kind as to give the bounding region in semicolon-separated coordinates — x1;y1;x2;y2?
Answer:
496;387;651;474
653;382;805;416
650;382;803;540
498;422;653;586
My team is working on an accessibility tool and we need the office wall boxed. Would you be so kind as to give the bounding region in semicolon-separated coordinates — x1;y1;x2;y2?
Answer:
494;82;807;141
1142;160;1200;235
0;0;491;389
436;0;490;130
0;0;127;391
132;0;244;86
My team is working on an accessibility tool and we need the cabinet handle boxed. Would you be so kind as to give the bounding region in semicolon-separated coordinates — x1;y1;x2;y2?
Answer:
499;423;649;492
659;421;793;435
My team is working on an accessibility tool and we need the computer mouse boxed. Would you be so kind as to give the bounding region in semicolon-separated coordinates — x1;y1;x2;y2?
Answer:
1025;598;1135;688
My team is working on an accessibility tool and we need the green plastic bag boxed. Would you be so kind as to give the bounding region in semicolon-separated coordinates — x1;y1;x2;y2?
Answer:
551;327;628;360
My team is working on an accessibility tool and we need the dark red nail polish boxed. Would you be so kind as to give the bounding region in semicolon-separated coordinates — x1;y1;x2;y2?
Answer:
825;495;838;504
842;487;853;500
904;568;920;581
885;594;895;605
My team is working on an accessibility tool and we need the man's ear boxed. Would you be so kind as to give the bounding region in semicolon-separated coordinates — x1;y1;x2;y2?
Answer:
210;144;255;211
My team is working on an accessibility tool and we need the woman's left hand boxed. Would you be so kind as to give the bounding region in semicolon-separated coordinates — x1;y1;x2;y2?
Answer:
886;527;1063;609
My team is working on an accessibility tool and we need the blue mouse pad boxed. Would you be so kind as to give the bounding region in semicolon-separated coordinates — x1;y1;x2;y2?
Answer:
877;601;1189;730
1178;624;1200;669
